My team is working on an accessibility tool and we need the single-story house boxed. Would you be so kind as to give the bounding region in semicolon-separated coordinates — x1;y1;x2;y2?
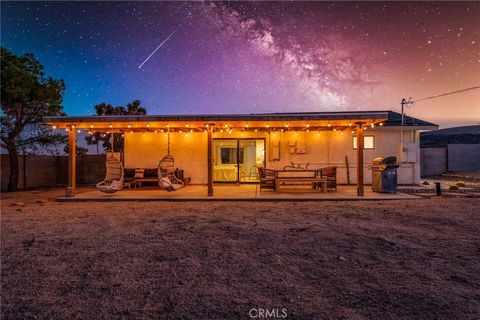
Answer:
43;110;438;197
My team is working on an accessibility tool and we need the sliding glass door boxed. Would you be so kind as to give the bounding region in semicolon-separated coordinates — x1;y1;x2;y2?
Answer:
213;139;265;183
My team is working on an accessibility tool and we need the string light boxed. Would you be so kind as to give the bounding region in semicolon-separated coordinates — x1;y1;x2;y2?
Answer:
349;122;352;126
127;124;131;128
380;123;384;126
147;123;150;128
90;124;94;128
371;123;374;128
52;125;57;129
186;123;189;128
327;122;331;127
109;124;113;128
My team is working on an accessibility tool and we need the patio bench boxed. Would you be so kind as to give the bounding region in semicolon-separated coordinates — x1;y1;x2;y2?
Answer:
124;168;159;187
134;177;159;187
275;176;327;193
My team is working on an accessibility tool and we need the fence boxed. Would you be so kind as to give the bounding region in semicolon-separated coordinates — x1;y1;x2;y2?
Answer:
1;154;105;191
447;144;480;171
420;144;480;176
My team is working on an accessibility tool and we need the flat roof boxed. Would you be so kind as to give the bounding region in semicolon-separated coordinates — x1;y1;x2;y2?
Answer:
43;110;438;130
44;111;389;123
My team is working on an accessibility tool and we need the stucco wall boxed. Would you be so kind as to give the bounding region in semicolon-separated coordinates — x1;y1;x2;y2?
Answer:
124;132;208;184
124;128;420;185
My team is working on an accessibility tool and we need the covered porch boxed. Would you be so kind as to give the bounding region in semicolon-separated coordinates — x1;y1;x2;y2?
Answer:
44;111;393;199
57;184;419;201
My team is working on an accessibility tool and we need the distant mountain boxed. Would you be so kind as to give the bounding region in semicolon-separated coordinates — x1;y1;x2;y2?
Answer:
420;125;480;148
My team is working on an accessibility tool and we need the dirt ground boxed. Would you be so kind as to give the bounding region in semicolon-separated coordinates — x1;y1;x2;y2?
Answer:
1;188;480;320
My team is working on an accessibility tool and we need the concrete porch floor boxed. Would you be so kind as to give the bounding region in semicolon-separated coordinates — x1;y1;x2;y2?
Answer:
57;184;420;201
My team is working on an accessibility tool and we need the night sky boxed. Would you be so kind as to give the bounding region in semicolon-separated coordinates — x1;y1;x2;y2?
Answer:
1;1;479;127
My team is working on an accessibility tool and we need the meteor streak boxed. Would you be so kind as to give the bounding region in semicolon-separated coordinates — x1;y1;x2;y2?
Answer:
138;25;181;69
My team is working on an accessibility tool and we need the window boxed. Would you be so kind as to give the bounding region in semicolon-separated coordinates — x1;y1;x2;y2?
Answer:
353;136;375;149
220;147;244;164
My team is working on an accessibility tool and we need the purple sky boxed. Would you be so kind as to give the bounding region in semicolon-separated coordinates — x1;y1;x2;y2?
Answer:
2;1;479;127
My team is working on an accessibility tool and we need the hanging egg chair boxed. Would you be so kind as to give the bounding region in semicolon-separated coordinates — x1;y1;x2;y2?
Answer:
96;134;124;193
158;130;184;191
96;155;124;193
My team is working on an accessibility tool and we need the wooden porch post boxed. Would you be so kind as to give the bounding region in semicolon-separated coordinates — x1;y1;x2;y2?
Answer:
207;127;213;196
66;126;76;197
356;122;365;196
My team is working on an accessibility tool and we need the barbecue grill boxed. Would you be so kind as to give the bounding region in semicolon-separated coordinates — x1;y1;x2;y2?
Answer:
372;156;399;193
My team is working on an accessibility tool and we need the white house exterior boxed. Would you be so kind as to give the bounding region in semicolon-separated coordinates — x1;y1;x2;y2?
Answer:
44;110;438;197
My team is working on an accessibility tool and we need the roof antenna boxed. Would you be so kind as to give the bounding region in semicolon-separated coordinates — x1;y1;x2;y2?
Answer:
400;97;413;124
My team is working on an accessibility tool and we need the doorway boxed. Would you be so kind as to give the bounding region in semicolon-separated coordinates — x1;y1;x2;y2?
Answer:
213;139;265;183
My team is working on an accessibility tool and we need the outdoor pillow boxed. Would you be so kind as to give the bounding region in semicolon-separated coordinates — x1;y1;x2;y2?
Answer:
160;176;172;188
134;168;145;178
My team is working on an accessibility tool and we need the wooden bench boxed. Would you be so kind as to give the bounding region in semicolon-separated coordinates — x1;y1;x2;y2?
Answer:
274;170;327;193
134;177;159;187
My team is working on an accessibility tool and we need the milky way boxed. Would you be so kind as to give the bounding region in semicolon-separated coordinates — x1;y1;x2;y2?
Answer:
1;1;479;127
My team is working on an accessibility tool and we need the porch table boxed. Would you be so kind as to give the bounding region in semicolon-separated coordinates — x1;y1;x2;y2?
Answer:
274;169;327;193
